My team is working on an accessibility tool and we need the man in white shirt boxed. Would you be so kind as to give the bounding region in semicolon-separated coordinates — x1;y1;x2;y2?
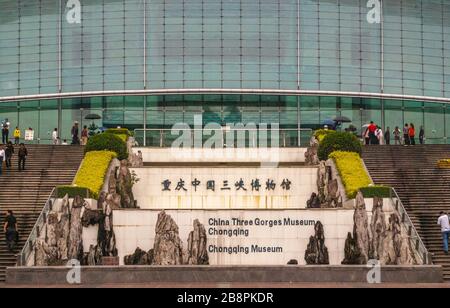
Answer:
52;128;58;145
438;212;450;254
0;145;5;175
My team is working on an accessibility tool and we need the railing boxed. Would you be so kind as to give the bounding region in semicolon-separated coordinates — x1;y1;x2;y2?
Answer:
16;188;58;266
134;128;313;148
389;187;432;265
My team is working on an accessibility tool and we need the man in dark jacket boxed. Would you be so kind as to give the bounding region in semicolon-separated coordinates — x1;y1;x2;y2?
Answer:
18;143;28;171
5;141;14;169
3;210;18;252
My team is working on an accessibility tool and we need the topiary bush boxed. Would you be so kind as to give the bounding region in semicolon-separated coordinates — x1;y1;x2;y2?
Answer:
56;186;91;198
105;128;132;136
359;186;392;198
318;131;362;161
85;133;128;160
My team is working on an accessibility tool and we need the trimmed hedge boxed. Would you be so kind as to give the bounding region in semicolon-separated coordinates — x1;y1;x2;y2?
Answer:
359;186;392;198
105;128;132;136
314;129;336;143
318;131;362;161
72;151;117;199
56;186;91;198
85;133;128;160
329;151;372;199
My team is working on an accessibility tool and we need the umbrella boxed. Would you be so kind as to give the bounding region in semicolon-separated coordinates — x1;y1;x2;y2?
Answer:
322;119;336;127
333;116;352;123
85;113;102;120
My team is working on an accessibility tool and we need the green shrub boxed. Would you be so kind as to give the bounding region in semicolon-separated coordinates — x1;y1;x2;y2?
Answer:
56;186;91;198
105;128;132;136
318;131;362;161
85;133;128;160
359;186;392;198
329;151;372;199
314;129;336;143
72;151;117;199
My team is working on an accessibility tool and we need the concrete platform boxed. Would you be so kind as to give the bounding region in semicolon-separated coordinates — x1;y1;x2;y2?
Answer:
6;265;443;285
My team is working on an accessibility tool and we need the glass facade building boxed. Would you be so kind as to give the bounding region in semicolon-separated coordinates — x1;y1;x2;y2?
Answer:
1;0;450;144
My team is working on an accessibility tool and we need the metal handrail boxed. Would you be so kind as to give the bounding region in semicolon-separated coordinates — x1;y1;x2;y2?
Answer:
16;188;57;266
134;127;313;147
389;187;432;265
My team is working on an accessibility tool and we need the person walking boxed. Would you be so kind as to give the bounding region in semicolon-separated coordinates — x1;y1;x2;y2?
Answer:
368;121;378;145
384;127;391;145
409;123;416;145
0;145;4;175
403;123;410;145
393;126;401;145
52;128;58;145
18;143;28;171
419;126;425;145
5;141;14;170
81;125;89;146
438;212;450;254
71;122;80;145
3;210;18;253
1;119;10;144
13;127;20;145
375;126;383;145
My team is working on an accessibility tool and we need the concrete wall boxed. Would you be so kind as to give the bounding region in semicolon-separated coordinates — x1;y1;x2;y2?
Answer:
113;198;398;267
114;209;352;266
132;167;318;210
134;147;307;164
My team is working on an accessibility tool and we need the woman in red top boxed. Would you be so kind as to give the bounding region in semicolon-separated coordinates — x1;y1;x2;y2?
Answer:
408;123;416;145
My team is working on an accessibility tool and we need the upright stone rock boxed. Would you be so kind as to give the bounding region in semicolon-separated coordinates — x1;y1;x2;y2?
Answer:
152;211;185;265
129;150;144;167
353;192;371;263
304;221;329;265
68;195;84;260
370;197;386;260
55;195;70;260
306;192;321;208
98;197;117;257
117;159;136;208
341;192;370;264
186;219;209;265
304;136;320;165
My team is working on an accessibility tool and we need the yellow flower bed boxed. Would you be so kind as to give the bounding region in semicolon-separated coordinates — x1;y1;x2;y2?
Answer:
437;159;450;168
329;151;372;199
73;151;117;199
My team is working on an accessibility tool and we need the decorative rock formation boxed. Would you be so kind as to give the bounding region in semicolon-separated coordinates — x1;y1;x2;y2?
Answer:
152;211;185;265
186;219;209;265
304;136;320;165
81;208;103;228
116;160;137;208
68;195;84;260
97;196;118;257
129;150;144;168
306;192;321;208
124;247;154;265
83;245;102;266
304;221;329;265
314;161;343;208
342;192;418;265
341;192;371;264
370;197;386;260
287;259;298;265
35;195;71;266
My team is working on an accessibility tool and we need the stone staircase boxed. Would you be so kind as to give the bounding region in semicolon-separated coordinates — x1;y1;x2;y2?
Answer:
362;145;450;281
0;145;84;282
